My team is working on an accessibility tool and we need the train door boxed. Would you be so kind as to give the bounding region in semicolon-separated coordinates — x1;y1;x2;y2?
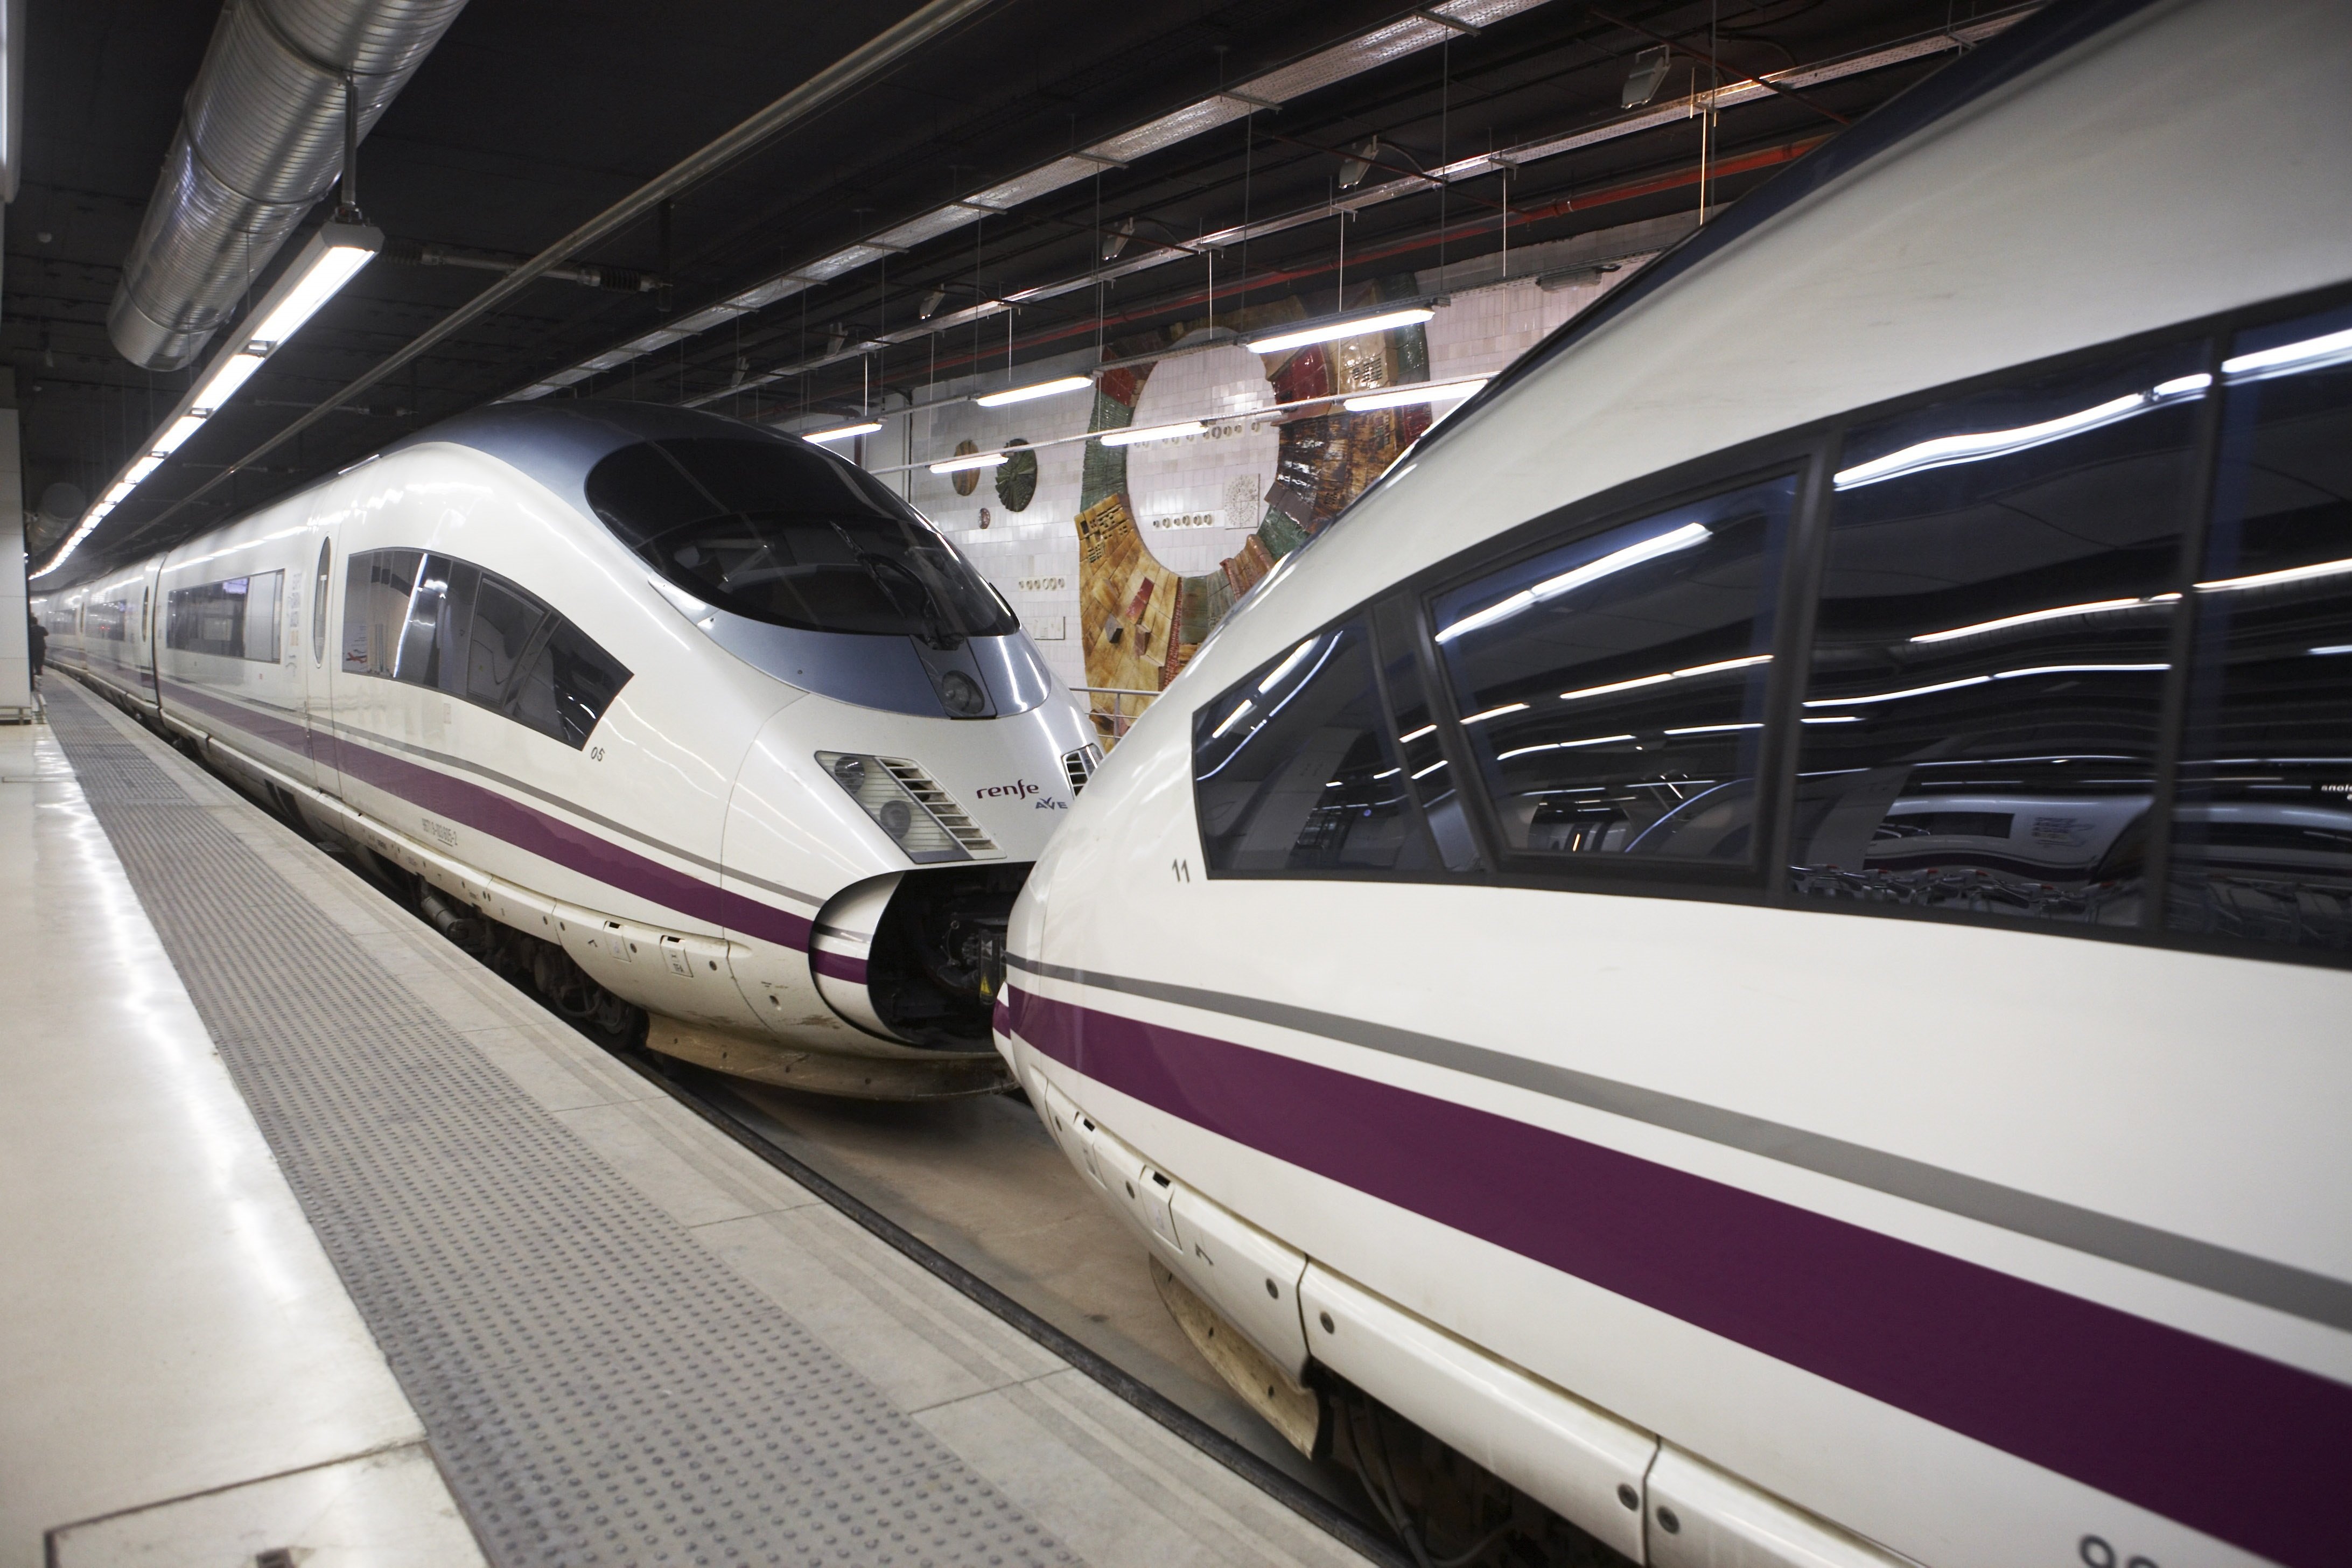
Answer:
301;531;345;797
136;560;162;713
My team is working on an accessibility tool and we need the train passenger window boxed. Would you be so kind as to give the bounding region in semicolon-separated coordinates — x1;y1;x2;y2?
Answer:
1430;476;1796;868
1790;346;2208;926
586;437;1018;641
2167;302;2352;954
393;554;479;689
166;570;283;661
1194;619;1433;873
343;549;422;675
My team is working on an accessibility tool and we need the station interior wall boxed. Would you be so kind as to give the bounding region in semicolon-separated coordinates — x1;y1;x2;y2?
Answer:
844;216;1671;695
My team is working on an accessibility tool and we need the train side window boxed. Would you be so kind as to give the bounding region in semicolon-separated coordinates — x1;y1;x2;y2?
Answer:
1429;475;1796;869
503;617;631;750
391;553;475;689
165;570;283;661
1193;619;1432;874
466;573;552;709
2167;302;2352;955
1790;346;2208;927
344;549;421;675
1370;596;1478;871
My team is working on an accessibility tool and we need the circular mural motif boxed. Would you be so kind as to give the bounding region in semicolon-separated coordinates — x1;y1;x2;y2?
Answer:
995;438;1038;512
949;437;982;496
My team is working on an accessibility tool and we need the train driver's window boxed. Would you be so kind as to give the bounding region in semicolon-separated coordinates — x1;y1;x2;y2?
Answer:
1429;475;1796;868
1790;345;2208;927
2167;302;2352;956
1193;618;1435;874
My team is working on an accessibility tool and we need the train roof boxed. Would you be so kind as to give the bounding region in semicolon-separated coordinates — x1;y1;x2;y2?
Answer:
383;399;822;509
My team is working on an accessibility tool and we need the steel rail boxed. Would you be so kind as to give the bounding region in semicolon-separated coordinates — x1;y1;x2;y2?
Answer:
110;0;999;556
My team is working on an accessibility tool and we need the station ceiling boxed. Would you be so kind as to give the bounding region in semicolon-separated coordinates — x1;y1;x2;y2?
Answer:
14;0;2010;578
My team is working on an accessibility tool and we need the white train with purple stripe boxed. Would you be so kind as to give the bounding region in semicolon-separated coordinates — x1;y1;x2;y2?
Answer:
995;3;2351;1566
38;402;1097;1097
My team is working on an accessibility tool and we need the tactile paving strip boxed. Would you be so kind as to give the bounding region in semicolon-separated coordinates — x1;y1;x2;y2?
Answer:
47;684;1078;1568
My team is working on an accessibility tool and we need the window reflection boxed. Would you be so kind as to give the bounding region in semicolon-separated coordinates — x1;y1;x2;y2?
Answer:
2168;301;2352;954
1430;475;1795;866
1791;346;2205;925
1194;620;1432;873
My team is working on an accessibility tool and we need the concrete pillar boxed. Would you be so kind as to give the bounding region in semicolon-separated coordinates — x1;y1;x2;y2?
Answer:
0;401;30;716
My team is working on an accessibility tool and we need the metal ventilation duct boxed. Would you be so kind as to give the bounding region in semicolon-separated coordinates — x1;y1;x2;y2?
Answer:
108;0;470;371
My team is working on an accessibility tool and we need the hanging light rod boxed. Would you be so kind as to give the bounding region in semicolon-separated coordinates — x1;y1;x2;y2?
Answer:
1247;306;1437;355
1343;375;1490;412
32;219;383;579
974;374;1093;408
1098;420;1206;447
928;451;1010;474
803;420;885;444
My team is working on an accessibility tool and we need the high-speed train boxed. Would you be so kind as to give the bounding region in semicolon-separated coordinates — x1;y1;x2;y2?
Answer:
39;401;1100;1097
996;3;2351;1566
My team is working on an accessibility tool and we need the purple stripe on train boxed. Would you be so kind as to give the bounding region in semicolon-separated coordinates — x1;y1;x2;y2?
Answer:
1007;985;2351;1568
811;949;870;985
161;679;813;953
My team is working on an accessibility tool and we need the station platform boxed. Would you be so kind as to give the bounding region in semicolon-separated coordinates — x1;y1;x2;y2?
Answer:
1;677;1375;1568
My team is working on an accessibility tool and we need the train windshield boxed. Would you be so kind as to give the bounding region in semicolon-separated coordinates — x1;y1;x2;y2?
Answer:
586;437;1017;642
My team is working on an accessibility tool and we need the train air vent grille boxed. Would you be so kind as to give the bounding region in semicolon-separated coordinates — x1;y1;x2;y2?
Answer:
878;759;998;853
1062;744;1102;795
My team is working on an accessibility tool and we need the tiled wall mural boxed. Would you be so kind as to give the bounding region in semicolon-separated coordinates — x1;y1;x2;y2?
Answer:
877;232;1654;731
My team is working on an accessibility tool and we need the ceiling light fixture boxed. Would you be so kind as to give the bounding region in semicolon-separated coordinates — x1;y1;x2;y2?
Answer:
975;374;1092;408
803;421;884;444
929;451;1009;474
32;218;382;580
1343;376;1489;412
1098;420;1204;447
1247;307;1436;355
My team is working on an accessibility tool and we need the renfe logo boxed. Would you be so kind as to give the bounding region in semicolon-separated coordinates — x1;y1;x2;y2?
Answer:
974;778;1042;801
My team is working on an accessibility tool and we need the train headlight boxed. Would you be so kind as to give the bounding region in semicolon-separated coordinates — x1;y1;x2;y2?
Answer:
939;670;987;717
815;751;987;863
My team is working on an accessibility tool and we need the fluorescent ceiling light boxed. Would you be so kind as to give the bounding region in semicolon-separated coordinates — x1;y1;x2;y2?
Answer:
975;375;1091;408
1664;722;1763;736
1836;393;2157;489
1437;522;1710;644
1560;672;1674;703
1463;702;1530;724
804;421;883;444
152;414;208;455
2197;556;2352;593
246;225;381;349
1099;421;1203;447
1343;376;1489;413
1257;638;1319;692
2222;326;2352;383
1497;735;1634;761
1211;698;1255;739
1912;594;2178;644
191;352;267;416
1248;307;1436;355
929;451;1009;474
125;456;164;486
